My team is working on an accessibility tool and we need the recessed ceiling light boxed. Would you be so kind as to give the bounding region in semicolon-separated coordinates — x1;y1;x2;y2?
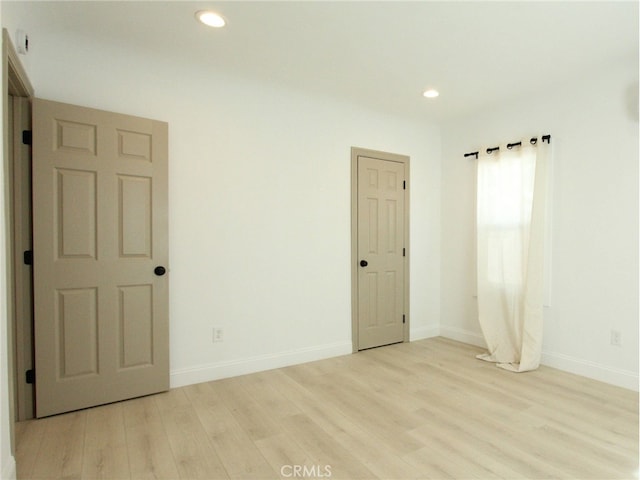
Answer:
196;10;226;28
423;89;440;98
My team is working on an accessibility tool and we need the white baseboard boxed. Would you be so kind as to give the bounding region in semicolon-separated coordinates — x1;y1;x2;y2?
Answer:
172;328;444;389
439;325;486;348
170;327;638;392
170;341;352;388
439;326;639;391
541;351;639;391
410;324;440;341
1;455;16;480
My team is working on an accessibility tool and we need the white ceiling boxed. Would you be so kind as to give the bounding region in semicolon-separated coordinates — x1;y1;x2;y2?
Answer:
8;1;640;122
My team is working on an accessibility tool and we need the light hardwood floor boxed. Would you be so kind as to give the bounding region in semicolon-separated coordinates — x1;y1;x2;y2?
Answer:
15;337;639;480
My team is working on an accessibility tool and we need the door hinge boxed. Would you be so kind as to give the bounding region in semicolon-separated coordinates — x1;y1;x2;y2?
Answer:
403;314;406;324
403;180;406;190
403;248;405;257
22;130;32;146
25;369;35;384
23;250;33;265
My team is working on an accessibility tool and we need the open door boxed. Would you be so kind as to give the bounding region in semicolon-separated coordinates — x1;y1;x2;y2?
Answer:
32;98;169;417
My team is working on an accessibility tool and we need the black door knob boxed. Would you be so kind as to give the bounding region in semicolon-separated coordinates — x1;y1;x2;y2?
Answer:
154;266;166;276
360;260;368;267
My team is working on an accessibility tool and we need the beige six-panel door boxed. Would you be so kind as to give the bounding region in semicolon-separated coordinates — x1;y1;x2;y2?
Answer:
355;153;407;350
33;99;169;417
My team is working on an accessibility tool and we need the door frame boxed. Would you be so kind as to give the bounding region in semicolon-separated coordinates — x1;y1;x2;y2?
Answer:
350;147;410;352
10;95;32;422
3;27;35;454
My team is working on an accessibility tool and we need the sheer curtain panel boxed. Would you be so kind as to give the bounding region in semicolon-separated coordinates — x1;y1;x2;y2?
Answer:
476;140;550;372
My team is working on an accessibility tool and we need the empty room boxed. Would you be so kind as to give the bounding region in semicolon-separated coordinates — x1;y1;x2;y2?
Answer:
0;1;637;479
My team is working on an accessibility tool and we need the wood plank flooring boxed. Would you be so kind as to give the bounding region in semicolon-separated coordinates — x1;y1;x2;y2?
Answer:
15;337;639;479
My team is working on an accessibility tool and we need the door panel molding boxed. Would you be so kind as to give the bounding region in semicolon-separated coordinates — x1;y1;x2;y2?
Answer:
33;98;169;417
351;147;409;352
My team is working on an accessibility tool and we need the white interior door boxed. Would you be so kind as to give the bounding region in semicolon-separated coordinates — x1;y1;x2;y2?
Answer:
356;154;407;350
33;98;169;417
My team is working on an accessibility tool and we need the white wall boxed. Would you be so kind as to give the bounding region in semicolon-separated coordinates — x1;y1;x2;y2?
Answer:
0;110;17;476
0;14;442;388
441;58;639;390
1;6;18;479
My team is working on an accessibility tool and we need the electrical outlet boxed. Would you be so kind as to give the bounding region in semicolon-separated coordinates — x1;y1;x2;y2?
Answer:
213;327;224;343
610;330;621;347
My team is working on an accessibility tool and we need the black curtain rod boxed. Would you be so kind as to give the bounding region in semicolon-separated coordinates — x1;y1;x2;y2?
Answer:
464;134;551;159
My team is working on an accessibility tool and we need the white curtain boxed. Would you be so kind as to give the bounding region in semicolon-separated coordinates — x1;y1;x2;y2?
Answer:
476;140;550;372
